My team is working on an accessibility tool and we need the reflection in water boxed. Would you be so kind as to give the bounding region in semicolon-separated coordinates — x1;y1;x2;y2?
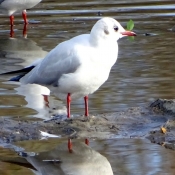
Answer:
10;24;27;38
24;139;113;175
0;139;113;175
0;37;67;119
1;138;175;174
0;37;47;67
15;84;66;119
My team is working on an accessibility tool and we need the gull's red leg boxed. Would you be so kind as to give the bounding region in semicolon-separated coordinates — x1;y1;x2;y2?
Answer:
84;96;89;116
10;15;14;26
10;25;14;37
68;138;72;153
23;24;27;38
22;10;28;24
67;93;71;118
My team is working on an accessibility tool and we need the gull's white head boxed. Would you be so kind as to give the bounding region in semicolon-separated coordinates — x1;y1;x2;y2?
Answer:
90;17;136;44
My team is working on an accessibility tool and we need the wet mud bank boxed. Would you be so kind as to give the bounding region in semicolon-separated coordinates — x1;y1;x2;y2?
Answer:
1;99;175;150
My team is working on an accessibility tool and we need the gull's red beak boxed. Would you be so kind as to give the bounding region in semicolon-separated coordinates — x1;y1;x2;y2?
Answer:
120;31;137;36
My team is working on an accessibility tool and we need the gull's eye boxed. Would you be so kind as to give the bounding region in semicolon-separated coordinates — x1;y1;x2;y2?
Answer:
114;26;118;31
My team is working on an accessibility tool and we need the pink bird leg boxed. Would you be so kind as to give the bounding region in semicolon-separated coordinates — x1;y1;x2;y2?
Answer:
67;93;71;118
84;96;89;116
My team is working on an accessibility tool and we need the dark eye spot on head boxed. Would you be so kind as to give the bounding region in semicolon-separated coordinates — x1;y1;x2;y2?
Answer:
114;26;118;31
104;28;109;35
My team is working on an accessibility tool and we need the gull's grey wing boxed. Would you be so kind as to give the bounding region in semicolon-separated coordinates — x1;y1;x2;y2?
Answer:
20;35;88;86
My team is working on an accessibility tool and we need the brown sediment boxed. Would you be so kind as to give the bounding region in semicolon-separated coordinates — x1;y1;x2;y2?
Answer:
1;99;175;150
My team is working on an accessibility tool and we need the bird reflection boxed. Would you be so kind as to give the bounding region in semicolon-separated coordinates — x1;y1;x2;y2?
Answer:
10;23;28;38
5;139;114;175
15;84;67;120
0;37;67;119
0;37;47;66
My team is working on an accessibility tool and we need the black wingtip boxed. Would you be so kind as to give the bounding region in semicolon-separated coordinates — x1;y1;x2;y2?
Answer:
0;66;35;82
1;66;35;75
9;75;24;81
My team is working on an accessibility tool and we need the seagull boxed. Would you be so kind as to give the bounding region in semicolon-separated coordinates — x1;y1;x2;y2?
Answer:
1;17;136;118
0;0;42;26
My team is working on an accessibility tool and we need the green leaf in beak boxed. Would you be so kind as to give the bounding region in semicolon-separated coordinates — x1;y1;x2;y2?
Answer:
127;19;134;30
126;20;135;41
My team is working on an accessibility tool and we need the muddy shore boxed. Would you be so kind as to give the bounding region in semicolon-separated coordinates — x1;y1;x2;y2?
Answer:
1;99;175;150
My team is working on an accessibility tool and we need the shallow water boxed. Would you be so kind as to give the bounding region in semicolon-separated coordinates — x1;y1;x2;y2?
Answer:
0;0;175;174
